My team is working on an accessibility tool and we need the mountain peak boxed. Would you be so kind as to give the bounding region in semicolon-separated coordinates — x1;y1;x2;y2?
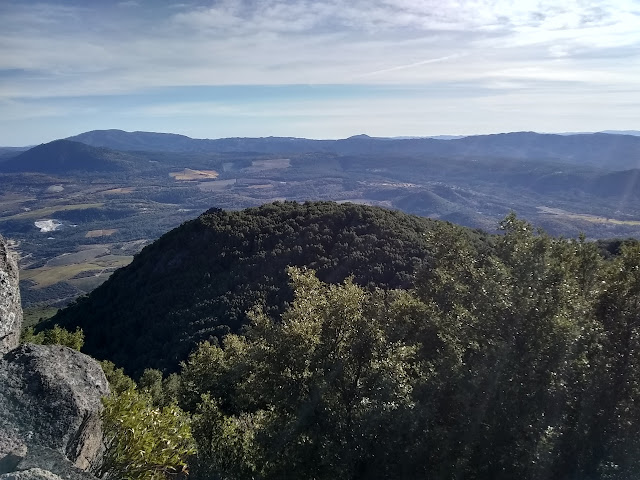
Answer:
0;139;128;174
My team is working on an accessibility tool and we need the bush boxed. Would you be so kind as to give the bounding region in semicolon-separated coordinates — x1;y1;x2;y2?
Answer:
96;387;194;480
21;324;84;351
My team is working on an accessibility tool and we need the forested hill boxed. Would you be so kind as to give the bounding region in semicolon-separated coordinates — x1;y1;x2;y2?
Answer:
49;201;487;374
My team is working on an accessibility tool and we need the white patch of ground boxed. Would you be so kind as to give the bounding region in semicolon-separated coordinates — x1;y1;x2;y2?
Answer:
34;219;63;232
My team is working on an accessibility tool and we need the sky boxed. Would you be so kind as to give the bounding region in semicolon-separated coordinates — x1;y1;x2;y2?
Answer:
0;0;639;146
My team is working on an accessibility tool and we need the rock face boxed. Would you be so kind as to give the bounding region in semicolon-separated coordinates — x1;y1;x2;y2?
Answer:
0;235;21;355
9;445;98;480
0;344;109;470
0;236;109;478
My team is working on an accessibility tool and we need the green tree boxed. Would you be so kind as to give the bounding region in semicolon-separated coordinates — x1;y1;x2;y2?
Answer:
573;242;640;479
190;394;262;480
97;387;194;480
139;368;164;405
409;214;602;479
183;267;420;479
139;368;180;407
100;360;136;394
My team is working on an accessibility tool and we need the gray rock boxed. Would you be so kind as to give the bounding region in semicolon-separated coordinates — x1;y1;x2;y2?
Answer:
0;344;109;472
0;235;21;355
14;445;98;480
0;468;63;480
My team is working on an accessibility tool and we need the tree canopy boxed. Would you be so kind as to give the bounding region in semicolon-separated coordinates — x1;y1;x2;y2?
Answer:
48;201;487;375
177;215;640;480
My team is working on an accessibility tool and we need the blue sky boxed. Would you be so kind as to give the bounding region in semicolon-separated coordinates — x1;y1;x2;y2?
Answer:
1;0;639;146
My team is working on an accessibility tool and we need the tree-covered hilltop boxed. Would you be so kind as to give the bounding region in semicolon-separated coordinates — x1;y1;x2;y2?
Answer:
48;201;488;375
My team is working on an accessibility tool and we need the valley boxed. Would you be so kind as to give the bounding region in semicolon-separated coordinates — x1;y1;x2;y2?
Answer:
2;130;640;310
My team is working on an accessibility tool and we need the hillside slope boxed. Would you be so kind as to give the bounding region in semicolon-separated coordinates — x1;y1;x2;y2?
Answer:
0;140;134;173
48;201;489;374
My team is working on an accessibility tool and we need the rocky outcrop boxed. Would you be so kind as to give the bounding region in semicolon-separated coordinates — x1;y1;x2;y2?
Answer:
0;345;109;472
9;445;98;480
0;235;21;355
0;236;109;479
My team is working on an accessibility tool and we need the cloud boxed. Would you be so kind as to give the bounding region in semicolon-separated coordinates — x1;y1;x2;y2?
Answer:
0;0;638;144
1;0;637;99
170;0;636;37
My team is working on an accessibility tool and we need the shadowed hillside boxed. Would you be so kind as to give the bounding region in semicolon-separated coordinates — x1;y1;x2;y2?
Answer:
0;140;134;173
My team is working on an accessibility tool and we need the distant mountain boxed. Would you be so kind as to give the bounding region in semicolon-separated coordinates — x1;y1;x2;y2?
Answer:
590;169;640;198
0;140;135;174
67;129;198;153
68;130;640;170
599;130;640;136
47;201;487;375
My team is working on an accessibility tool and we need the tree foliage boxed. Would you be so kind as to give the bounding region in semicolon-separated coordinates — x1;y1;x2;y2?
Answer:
182;267;419;479
178;214;640;480
100;360;137;394
21;324;85;351
97;387;194;480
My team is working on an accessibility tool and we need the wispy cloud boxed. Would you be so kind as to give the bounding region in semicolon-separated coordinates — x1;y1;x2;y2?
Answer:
356;54;468;78
2;0;638;93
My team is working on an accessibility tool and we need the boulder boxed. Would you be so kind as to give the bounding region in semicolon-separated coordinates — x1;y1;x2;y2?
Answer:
12;445;98;480
0;235;21;355
0;468;63;480
0;344;109;473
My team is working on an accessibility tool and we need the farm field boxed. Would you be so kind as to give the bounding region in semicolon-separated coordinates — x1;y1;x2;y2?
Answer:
170;168;219;180
20;253;133;288
0;203;104;221
537;206;640;226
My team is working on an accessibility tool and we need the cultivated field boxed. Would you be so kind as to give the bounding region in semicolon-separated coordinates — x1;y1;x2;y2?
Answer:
170;169;219;180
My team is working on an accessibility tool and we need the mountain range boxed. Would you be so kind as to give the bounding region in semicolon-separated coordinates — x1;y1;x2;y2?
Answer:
65;129;640;170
